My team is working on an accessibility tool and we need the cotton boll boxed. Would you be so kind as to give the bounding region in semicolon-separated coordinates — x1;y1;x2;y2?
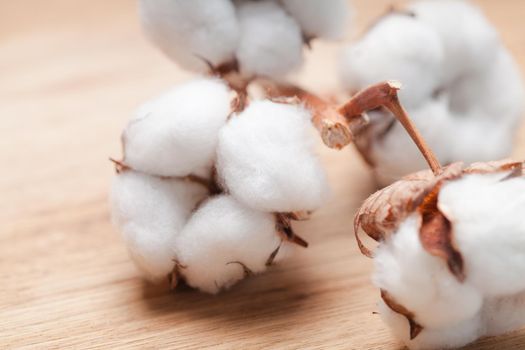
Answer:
110;171;208;280
438;173;525;296
374;214;483;328
482;292;525;337
340;14;443;108
379;299;483;350
280;0;350;40
410;0;499;84
217;100;329;212
139;0;239;72
175;195;284;294
236;0;304;80
123;78;232;177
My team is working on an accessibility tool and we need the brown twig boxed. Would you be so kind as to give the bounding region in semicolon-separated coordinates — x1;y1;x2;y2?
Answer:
261;81;367;149
338;81;442;175
261;80;441;176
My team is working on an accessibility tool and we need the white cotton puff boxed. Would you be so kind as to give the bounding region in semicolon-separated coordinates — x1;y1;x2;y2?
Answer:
448;48;525;125
174;195;285;294
482;292;525;337
445;118;515;168
373;214;483;329
217;100;329;213
139;0;239;72
279;0;350;40
379;299;483;350
340;14;443;108
409;0;500;84
123;78;232;177
236;0;304;80
110;170;207;280
438;173;525;297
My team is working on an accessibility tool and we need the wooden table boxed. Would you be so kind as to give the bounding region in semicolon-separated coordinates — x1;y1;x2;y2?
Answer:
2;0;524;348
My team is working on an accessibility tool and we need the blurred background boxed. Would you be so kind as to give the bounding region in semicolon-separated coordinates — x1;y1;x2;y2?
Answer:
1;0;524;348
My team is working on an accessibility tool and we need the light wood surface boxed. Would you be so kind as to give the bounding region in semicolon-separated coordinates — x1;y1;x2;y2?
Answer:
2;1;525;349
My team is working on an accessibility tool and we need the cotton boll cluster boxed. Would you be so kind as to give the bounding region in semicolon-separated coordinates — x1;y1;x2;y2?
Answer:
355;160;525;349
139;0;351;80
340;0;525;185
111;78;328;293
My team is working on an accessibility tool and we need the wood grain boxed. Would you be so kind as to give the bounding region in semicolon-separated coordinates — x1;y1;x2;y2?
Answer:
1;0;524;349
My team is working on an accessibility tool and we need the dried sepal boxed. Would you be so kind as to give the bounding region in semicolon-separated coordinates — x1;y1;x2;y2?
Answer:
418;182;465;282
464;159;524;176
275;213;309;248
354;163;462;256
265;242;282;267
286;210;312;221
169;260;187;291
109;157;130;174
226;261;253;278
381;289;423;340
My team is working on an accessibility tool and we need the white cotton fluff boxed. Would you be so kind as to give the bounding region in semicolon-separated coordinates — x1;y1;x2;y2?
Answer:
139;0;239;72
174;195;285;294
379;299;484;350
409;0;499;84
448;49;525;124
122;78;232;177
236;0;304;80
110;170;207;280
279;0;350;40
217;100;329;212
340;13;444;108
373;214;483;329
438;173;525;297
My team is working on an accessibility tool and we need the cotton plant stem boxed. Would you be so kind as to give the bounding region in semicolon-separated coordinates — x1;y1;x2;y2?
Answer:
338;81;442;175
